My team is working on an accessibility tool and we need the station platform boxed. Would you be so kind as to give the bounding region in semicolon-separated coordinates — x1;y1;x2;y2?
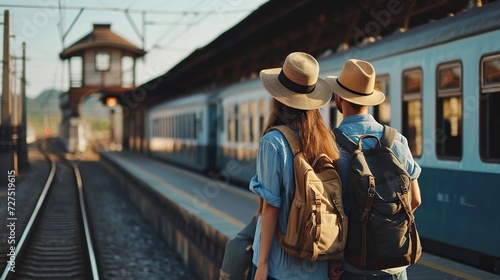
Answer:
101;151;500;280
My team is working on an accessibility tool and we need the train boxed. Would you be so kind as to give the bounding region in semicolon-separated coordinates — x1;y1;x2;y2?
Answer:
147;2;500;273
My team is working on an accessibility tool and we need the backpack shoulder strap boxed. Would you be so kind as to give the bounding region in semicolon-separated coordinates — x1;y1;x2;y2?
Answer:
333;128;357;154
271;125;301;156
381;125;397;148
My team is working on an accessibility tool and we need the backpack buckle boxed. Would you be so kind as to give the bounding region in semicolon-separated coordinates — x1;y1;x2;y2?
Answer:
368;176;375;197
367;186;375;197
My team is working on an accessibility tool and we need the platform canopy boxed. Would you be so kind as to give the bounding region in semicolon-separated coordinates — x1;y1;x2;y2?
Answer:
130;0;493;108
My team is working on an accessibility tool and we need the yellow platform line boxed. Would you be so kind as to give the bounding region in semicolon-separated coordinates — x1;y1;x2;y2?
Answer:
129;162;246;229
418;259;481;280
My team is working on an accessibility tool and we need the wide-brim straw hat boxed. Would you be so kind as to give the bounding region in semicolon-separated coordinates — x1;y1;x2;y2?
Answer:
325;59;385;106
260;52;332;110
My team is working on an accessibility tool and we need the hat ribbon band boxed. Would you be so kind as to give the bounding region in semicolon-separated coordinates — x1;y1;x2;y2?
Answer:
278;70;316;94
336;79;373;96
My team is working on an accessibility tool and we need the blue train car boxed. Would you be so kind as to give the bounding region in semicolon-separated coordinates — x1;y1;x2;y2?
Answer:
148;91;219;172
320;3;500;270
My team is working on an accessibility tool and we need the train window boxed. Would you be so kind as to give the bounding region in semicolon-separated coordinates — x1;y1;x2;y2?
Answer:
189;113;194;139
241;103;249;143
165;117;168;137
179;115;181;139
173;116;176;139
159;118;162;137
167;117;170;138
176;115;179;139
402;69;423;157
154;118;157;137
193;113;197;140
192;113;196;139
156;118;159;138
234;104;239;142
172;116;177;139
218;101;224;132
183;114;187;139
185;114;189;139
159;118;163;138
480;54;500;162
189;114;192;139
250;101;256;143
168;116;171;138
436;62;462;160
373;75;391;126
170;116;174;138
164;117;167;137
227;105;231;142
186;114;189;139
153;119;157;137
482;55;500;87
180;114;184;139
157;118;160;138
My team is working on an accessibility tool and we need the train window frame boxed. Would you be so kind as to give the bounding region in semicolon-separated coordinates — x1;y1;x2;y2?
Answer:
373;74;391;126
479;53;500;163
435;61;463;161
402;68;423;158
481;53;500;92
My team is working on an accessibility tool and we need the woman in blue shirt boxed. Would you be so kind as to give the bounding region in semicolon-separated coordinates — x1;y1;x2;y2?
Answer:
249;52;342;280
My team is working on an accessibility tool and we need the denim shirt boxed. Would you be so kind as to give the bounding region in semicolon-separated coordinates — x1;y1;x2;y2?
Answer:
336;114;422;275
249;130;329;280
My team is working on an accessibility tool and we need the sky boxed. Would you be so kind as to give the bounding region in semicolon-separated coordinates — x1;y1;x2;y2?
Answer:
0;0;269;99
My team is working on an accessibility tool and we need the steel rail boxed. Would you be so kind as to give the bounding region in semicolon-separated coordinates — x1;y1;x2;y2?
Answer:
0;140;56;280
72;161;100;280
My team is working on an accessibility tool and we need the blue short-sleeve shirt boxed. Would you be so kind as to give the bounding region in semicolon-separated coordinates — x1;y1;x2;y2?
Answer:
249;130;329;280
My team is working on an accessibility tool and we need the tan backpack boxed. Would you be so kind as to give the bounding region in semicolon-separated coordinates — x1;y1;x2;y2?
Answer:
271;126;347;261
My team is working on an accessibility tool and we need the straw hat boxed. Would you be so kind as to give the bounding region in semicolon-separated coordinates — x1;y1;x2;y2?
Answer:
325;59;385;106
260;52;332;110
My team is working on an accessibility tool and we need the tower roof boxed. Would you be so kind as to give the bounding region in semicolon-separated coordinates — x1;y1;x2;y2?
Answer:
60;24;145;59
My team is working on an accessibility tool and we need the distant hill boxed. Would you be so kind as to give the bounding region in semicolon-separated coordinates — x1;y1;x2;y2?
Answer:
1;89;115;139
27;89;63;137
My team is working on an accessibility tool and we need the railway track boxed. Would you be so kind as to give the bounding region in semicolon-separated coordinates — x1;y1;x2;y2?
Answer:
1;139;99;280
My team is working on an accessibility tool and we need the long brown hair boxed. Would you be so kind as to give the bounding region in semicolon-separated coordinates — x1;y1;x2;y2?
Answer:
257;99;340;214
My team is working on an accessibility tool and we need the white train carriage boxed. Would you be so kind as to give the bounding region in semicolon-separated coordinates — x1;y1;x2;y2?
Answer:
214;78;271;184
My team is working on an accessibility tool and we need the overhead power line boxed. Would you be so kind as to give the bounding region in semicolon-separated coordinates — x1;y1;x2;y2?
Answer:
0;4;252;16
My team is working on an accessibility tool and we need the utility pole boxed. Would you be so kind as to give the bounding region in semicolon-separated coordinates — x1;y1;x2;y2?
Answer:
1;9;17;184
1;10;11;125
18;42;29;168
